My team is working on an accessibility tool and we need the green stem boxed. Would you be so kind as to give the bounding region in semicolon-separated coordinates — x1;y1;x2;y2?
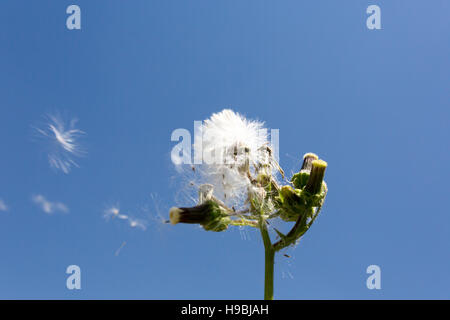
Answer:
258;204;324;299
273;205;322;251
259;220;275;300
264;245;275;300
229;218;258;227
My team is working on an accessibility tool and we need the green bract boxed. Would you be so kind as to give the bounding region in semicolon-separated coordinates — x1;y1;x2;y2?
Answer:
169;199;231;232
200;200;231;232
291;170;310;189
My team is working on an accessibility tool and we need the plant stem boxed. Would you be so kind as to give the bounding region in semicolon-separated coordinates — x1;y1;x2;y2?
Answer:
259;220;275;300
258;205;324;299
264;245;275;300
229;218;258;227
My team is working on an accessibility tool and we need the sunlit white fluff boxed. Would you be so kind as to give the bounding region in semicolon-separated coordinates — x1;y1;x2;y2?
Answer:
193;109;272;206
36;113;85;174
198;109;268;165
103;205;147;231
32;194;68;214
128;218;147;230
103;205;129;220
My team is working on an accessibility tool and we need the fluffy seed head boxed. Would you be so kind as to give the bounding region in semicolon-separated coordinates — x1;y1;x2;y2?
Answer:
193;109;275;207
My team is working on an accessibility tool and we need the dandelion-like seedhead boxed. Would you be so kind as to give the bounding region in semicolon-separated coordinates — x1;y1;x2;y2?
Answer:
35;113;86;174
191;109;280;208
171;109;327;231
169;109;329;299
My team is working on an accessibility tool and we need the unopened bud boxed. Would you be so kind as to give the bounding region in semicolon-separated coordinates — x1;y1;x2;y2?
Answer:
291;153;319;189
305;160;327;195
169;200;230;232
278;185;306;222
301;153;319;171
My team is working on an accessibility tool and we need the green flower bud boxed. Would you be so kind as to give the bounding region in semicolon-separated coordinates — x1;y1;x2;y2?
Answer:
291;170;310;190
291;153;319;189
277;186;307;222
301;153;318;171
169;200;231;232
305;160;327;195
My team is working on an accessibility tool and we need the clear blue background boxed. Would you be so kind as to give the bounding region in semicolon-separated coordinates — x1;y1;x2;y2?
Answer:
0;0;449;299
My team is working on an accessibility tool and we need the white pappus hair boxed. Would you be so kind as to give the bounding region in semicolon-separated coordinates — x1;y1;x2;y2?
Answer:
192;109;277;208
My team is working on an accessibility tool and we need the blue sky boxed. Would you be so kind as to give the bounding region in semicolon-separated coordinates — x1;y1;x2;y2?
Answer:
0;0;449;299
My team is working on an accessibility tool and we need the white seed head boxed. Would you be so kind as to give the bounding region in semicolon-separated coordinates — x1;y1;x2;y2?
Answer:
193;109;275;207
